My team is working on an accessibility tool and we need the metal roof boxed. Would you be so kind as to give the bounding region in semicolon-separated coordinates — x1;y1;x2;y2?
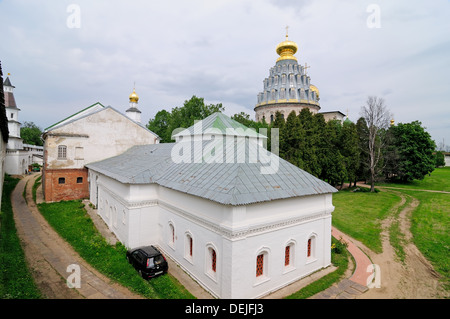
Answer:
172;112;266;140
86;138;337;206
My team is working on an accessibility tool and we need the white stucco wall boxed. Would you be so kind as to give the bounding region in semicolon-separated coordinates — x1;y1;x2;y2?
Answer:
44;107;159;170
89;170;334;299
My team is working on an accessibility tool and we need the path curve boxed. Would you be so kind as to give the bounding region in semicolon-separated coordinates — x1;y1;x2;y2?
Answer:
12;173;143;299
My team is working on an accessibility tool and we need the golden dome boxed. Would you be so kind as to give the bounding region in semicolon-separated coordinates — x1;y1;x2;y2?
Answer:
129;88;139;103
310;84;319;98
276;34;298;62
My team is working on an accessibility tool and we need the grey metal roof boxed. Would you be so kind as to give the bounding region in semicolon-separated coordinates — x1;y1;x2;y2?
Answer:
86;138;337;206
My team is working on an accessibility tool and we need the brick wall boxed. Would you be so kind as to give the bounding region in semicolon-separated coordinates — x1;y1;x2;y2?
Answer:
43;168;89;202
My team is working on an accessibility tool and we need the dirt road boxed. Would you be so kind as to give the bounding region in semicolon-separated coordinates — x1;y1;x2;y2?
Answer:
12;173;142;299
357;191;447;299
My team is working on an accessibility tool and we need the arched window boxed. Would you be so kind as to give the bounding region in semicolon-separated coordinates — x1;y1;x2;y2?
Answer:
206;245;218;281
168;223;175;248
58;145;67;159
284;241;295;270
185;233;193;262
255;248;270;281
307;235;316;259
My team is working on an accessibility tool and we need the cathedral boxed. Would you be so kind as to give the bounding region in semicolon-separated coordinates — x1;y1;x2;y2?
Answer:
255;31;345;123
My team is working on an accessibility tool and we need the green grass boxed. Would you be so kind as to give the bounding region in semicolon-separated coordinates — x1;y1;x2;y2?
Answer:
332;189;402;253
404;190;450;290
0;175;42;299
285;237;350;299
378;167;450;192
37;200;195;299
32;175;41;203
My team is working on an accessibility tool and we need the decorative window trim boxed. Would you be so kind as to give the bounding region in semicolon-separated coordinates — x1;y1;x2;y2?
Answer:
306;233;318;264
205;243;218;282
184;231;194;264
168;222;175;250
254;247;270;286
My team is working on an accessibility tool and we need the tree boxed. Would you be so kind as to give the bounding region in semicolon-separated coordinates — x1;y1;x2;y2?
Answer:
281;111;303;167
355;117;370;184
435;151;445;168
360;96;391;192
389;121;436;182
20;121;43;146
147;109;172;143
146;95;225;143
339;119;360;188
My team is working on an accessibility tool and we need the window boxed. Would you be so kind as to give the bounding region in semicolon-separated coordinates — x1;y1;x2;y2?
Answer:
256;254;264;277
307;238;311;257
206;245;218;280
10;113;13;119
185;233;193;262
285;246;290;266
77;177;83;184
168;223;175;248
211;249;217;272
58;177;65;184
58;145;67;159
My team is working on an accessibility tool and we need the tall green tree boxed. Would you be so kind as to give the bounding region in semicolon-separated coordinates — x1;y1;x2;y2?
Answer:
339;120;360;187
281;111;303;167
20;121;43;146
146;95;224;143
388;121;436;182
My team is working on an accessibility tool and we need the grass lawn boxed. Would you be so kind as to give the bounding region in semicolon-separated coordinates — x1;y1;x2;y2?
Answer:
332;189;401;253
285;237;350;299
37;199;194;299
0;175;42;299
404;190;449;290
378;167;450;192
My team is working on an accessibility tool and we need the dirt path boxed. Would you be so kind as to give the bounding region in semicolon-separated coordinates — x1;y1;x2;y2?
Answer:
12;173;143;299
357;190;447;299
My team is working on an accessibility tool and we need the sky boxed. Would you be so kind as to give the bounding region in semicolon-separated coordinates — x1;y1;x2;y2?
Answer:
1;0;449;149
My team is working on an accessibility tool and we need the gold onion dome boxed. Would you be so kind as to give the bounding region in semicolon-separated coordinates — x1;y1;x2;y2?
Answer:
129;88;139;103
276;34;298;62
310;84;319;98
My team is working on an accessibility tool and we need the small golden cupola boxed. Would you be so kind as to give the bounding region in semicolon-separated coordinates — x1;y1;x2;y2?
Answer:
129;88;139;104
275;28;299;62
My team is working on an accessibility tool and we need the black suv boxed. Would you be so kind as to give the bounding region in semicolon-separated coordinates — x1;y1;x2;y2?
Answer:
126;245;168;279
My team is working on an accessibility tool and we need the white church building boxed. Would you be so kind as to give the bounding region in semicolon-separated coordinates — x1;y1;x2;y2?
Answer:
3;76;43;175
86;112;337;299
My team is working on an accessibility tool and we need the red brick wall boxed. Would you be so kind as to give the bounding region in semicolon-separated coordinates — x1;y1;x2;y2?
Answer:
43;168;89;202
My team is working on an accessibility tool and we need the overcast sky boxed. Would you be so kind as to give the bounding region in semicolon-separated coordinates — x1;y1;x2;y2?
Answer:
1;0;449;148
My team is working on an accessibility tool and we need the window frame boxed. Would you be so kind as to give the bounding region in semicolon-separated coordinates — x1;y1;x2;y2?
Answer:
58;145;67;160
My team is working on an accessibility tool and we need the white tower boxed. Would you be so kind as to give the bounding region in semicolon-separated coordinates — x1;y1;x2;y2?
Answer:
125;87;142;123
3;77;23;150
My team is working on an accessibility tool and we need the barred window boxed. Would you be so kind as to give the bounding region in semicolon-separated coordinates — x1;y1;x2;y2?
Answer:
307;238;312;258
256;254;264;277
285;246;290;266
211;249;217;272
